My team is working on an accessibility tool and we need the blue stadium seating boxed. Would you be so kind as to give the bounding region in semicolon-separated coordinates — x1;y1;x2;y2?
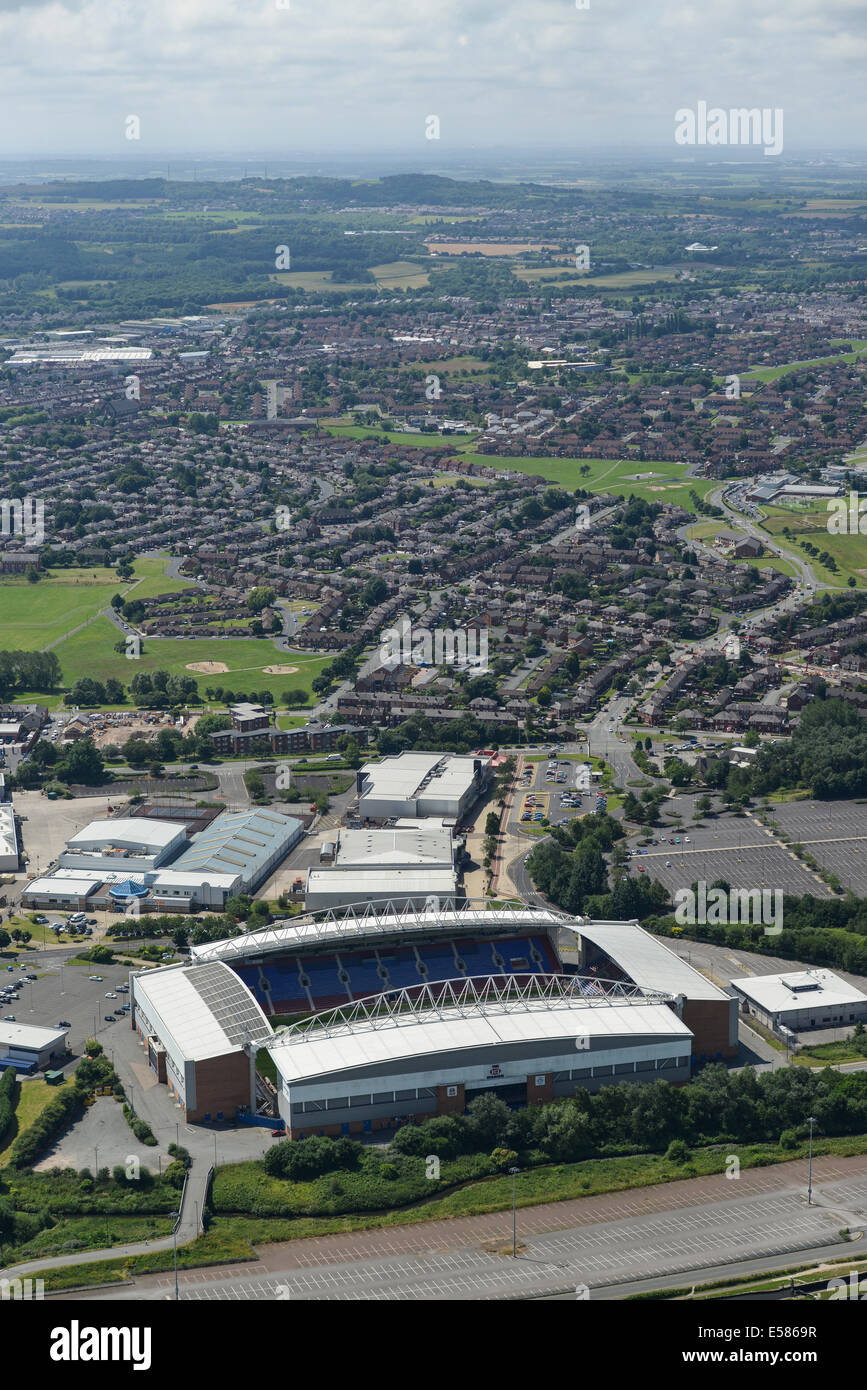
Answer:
232;935;562;1014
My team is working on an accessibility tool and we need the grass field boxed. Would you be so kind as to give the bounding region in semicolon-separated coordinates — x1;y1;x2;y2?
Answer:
51;617;331;700
741;341;867;383
321;423;468;448
758;503;866;587
0;1079;57;1167
0;554;191;652
514;266;683;289
0;571;124;649
460;454;722;507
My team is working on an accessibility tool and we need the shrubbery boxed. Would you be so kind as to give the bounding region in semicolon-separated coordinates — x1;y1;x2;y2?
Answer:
0;1065;19;1144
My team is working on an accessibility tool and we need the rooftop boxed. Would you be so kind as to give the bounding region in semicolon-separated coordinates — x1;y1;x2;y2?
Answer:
132;960;272;1062
730;969;867;1013
266;975;688;1082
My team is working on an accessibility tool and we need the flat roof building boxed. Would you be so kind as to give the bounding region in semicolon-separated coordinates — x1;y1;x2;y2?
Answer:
358;751;490;821
59;818;186;873
0;1021;68;1072
304;866;459;912
0;802;19;872
730;969;867;1032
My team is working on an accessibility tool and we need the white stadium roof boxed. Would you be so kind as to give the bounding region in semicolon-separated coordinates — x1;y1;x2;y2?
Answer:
266;976;688;1083
132;961;272;1062
576;920;729;1002
190;899;565;963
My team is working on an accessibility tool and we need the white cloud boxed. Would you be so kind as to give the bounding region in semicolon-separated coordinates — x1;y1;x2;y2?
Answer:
0;0;861;154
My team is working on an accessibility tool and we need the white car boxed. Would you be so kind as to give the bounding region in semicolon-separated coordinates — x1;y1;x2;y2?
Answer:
105;991;117;999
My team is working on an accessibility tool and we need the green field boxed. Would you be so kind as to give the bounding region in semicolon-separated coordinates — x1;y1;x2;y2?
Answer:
459;454;722;508
270;260;431;292
741;340;867;383
0;554;191;652
321;423;470;449
0;571;123;649
758;503;866;587
51;617;331;700
514;265;683;289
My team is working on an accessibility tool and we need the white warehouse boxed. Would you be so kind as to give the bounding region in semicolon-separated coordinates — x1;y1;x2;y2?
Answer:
357;752;491;822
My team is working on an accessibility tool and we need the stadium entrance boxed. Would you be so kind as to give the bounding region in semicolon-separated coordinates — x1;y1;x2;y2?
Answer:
465;1081;526;1108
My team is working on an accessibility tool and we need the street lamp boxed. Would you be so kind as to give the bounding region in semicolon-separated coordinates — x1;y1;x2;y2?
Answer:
807;1115;816;1206
509;1166;520;1258
171;1209;180;1301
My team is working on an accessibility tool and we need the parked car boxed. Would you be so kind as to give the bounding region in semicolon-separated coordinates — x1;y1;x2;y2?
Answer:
3;1014;15;1021
105;992;117;999
104;1014;115;1022
88;975;104;982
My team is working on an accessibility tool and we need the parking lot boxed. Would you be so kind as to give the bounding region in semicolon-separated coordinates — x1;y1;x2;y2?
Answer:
511;754;599;831
764;799;867;896
1;947;139;1066
622;796;834;900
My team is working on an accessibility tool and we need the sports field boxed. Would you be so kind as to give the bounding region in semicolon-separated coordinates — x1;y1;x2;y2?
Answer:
51;617;330;700
0;554;192;650
459;455;722;508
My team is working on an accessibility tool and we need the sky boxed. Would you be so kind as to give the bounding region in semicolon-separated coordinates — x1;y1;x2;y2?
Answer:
0;0;865;158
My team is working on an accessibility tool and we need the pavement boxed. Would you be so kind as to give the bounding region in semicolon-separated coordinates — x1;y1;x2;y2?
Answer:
43;1150;867;1301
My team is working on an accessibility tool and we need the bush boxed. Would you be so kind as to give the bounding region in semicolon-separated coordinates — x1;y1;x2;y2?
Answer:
665;1139;690;1164
264;1135;361;1182
164;1161;186;1189
8;1086;85;1169
779;1129;798;1151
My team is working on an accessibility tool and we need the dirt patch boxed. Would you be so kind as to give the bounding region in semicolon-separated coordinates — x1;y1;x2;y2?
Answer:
262;664;300;675
185;661;229;673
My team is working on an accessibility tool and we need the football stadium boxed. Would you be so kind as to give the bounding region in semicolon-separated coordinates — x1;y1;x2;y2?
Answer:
129;899;737;1128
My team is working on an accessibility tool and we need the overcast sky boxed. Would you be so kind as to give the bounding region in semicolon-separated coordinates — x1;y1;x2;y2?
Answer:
0;0;865;158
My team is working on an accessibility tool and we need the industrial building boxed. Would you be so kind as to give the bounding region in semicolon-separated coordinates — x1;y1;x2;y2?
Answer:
357;751;491;822
163;808;303;896
303;824;460;911
267;975;693;1139
130;960;273;1122
0;1021;69;1073
59;818;187;873
0;801;19;872
22;808;304;914
730;969;867;1033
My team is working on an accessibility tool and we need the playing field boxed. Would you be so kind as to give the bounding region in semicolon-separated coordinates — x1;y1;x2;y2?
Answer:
458;455;722;508
0;572;122;649
51;617;331;699
0;555;192;650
